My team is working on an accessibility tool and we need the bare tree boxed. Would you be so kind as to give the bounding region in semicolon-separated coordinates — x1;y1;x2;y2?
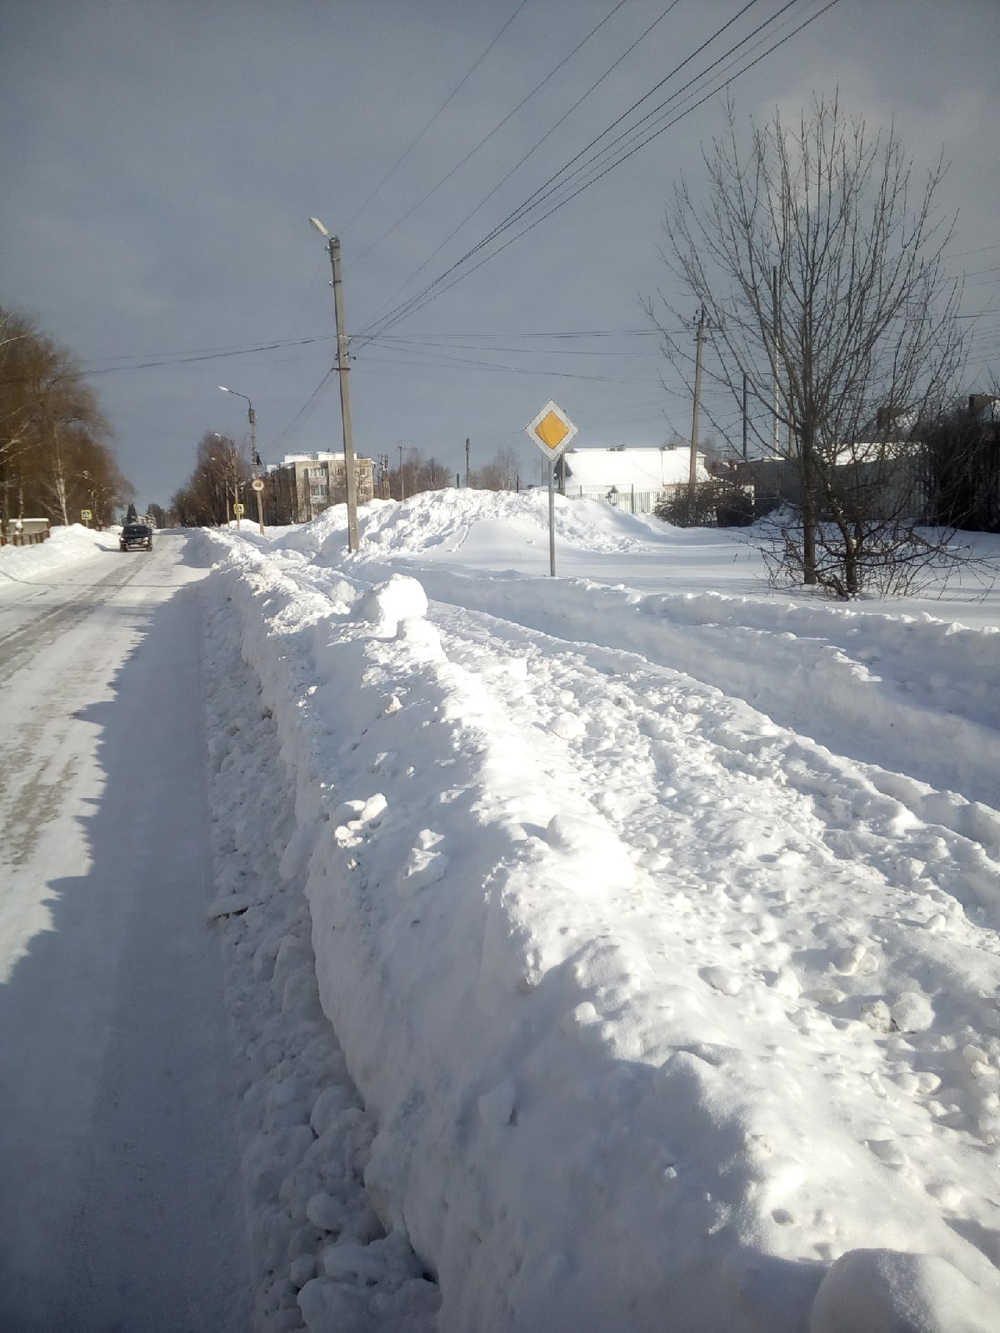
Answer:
473;444;520;492
649;94;967;597
0;306;130;531
168;432;252;526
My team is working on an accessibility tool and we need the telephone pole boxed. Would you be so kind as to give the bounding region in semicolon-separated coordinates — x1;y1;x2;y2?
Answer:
772;266;781;456
310;219;360;550
688;304;706;499
465;437;470;487
219;386;264;533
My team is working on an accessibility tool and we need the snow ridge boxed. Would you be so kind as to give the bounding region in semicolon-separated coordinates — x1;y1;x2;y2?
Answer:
202;504;1000;1333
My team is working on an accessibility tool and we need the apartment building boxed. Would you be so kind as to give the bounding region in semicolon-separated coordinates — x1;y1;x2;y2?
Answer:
266;451;375;524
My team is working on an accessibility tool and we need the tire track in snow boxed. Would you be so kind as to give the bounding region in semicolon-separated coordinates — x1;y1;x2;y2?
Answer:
0;560;138;682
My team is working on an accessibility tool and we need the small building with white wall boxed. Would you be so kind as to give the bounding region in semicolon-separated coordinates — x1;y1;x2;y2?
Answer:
563;445;709;513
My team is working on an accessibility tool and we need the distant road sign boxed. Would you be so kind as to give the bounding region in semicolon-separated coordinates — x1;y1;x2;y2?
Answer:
250;478;265;492
525;400;578;459
233;503;245;515
525;400;578;578
80;509;93;521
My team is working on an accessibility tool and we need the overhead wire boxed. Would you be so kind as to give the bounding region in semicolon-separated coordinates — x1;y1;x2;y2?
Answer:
354;0;775;338
343;0;532;235
80;333;335;376
347;0;633;272
248;1;636;452
368;14;834;349
359;0;763;336
357;0;683;328
86;4;846;454
269;368;338;455
356;0;826;344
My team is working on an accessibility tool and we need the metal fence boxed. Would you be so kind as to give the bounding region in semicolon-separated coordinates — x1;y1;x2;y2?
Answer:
568;485;666;515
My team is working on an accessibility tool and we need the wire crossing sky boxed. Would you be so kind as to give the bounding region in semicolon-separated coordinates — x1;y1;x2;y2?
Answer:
2;0;997;506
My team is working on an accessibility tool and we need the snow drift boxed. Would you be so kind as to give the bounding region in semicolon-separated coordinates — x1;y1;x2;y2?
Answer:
197;493;1000;1333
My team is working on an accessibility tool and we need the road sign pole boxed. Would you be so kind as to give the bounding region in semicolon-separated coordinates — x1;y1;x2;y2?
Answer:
548;462;556;576
525;399;578;578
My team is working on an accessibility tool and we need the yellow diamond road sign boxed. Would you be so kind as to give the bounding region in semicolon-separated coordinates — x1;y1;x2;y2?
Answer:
526;400;578;459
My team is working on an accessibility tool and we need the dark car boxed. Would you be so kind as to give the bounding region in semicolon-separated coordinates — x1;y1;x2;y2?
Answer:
120;523;153;551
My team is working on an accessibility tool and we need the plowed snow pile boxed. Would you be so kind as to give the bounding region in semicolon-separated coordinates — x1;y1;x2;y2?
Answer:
201;492;1000;1333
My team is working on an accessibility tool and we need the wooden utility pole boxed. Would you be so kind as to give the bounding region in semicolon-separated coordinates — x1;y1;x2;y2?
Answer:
310;219;359;549
329;237;360;550
398;442;404;500
688;304;706;498
247;403;264;534
742;371;749;461
465;437;470;487
772;266;781;456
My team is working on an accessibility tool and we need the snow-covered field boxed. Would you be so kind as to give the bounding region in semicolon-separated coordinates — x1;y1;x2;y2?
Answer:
4;499;1000;1332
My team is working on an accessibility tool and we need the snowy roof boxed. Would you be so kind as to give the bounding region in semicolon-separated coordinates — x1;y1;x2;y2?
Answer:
564;446;709;489
280;452;345;464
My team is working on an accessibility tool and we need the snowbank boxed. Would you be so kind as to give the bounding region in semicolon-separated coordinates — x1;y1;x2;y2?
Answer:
196;493;1000;1332
0;523;116;579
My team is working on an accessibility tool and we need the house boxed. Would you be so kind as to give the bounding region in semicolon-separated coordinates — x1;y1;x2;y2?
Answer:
562;445;710;514
266;451;375;524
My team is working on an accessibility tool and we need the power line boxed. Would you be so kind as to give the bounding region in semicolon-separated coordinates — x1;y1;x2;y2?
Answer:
72;327;667;380
355;0;807;341
511;0;829;222
355;0;773;338
358;0;680;326
81;334;335;375
269;368;337;455
360;0;833;342
343;0;532;234
359;346;662;386
348;0;632;272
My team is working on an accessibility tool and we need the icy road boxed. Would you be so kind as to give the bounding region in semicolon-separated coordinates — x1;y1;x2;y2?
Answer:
2;499;1000;1333
0;532;250;1330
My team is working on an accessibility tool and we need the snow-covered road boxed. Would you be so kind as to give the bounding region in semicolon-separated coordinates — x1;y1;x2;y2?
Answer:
4;503;1000;1333
0;533;250;1330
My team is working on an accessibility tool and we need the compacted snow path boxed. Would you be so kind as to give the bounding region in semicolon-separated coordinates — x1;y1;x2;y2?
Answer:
0;534;250;1331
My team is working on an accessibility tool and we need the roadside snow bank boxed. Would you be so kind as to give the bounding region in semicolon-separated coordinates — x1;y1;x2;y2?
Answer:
0;523;115;578
268;489;663;566
202;525;1000;1333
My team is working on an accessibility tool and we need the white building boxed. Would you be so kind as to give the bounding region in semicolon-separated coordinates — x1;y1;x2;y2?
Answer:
562;445;710;513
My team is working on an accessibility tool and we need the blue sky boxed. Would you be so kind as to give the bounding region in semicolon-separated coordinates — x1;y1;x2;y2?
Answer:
3;0;998;508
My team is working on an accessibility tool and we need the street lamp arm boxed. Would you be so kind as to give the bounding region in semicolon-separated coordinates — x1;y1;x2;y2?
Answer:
219;384;260;465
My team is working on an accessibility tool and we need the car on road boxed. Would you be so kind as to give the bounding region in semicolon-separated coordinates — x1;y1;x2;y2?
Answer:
119;523;153;551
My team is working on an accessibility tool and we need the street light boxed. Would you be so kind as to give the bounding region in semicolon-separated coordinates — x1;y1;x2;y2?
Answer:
309;217;360;551
218;385;264;533
218;386;260;468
